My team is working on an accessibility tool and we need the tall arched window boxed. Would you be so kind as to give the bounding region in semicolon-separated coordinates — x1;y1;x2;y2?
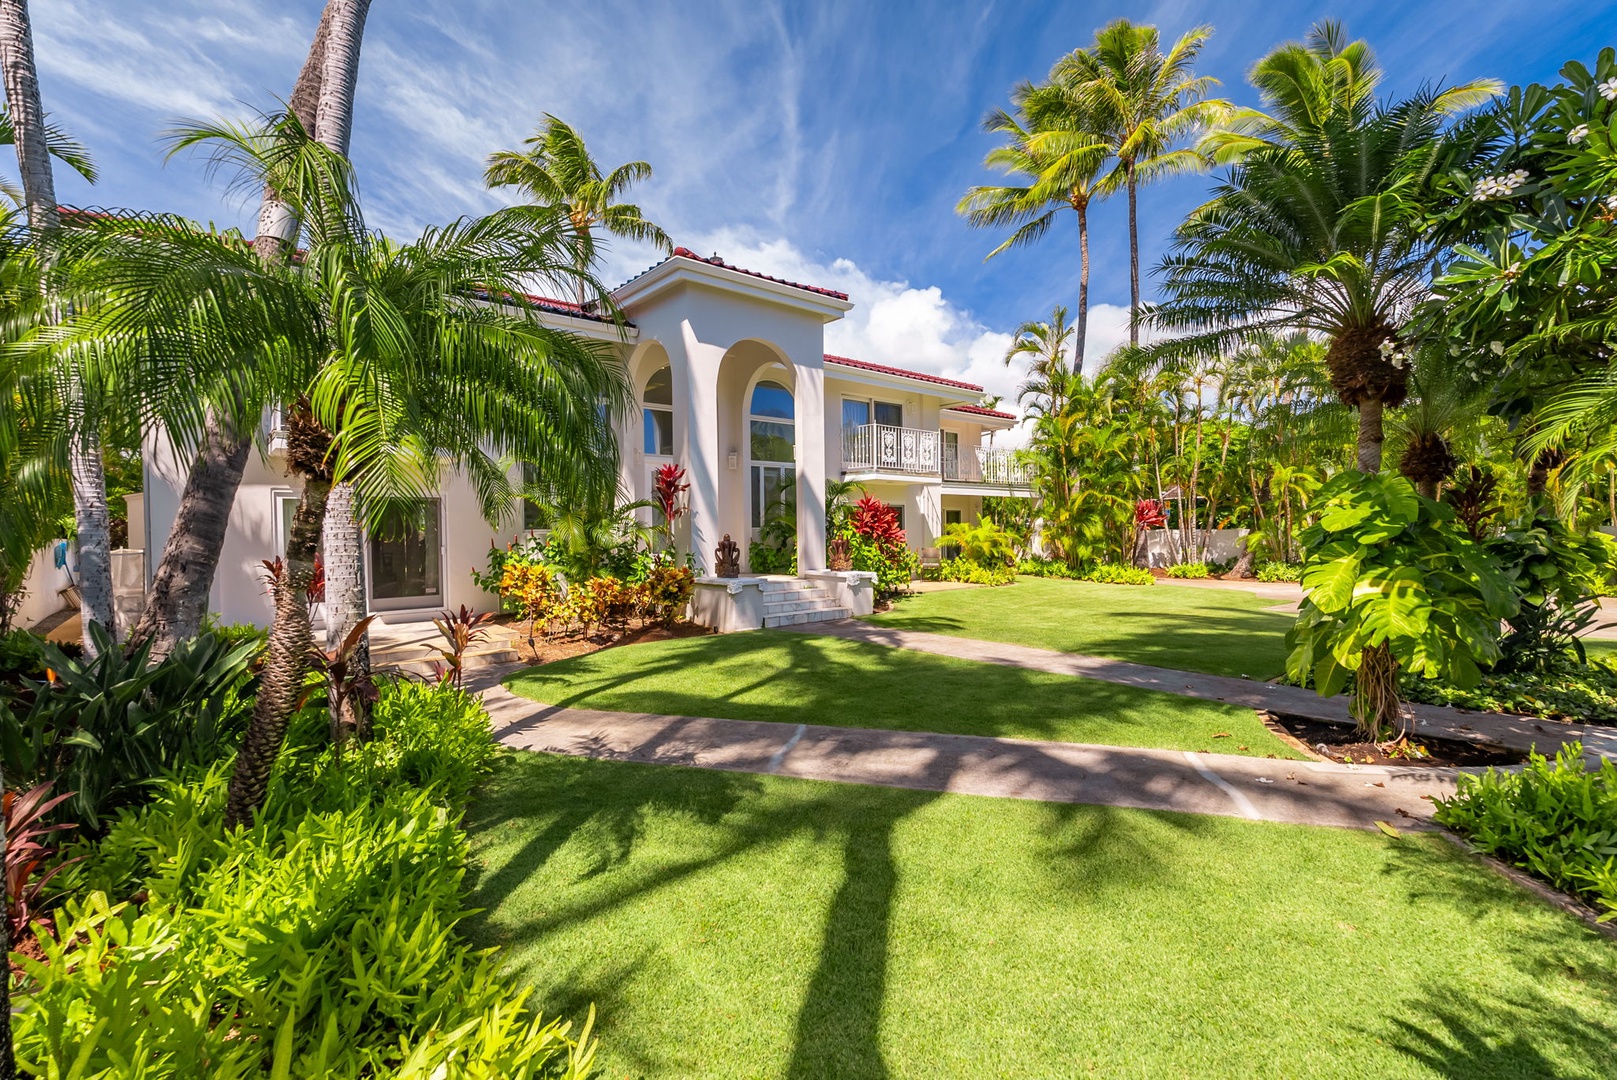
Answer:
642;366;674;456
750;380;794;528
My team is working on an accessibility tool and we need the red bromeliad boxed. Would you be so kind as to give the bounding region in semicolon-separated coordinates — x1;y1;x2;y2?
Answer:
652;463;689;544
1135;498;1167;529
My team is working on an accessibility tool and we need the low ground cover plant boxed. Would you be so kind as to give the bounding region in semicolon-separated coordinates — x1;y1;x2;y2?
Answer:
927;558;1017;586
1166;562;1210;579
1434;744;1617;921
1403;657;1617;724
13;681;596;1078
1256;562;1303;583
1016;558;1153;585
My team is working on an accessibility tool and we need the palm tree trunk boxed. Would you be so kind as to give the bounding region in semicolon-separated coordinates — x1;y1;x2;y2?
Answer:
1;0;116;653
310;0;373;733
1126;166;1139;348
224;475;330;829
313;0;370;156
134;5;333;653
1073;197;1090;370
254;1;331;262
1356;398;1384;473
127;413;252;652
321;481;371;736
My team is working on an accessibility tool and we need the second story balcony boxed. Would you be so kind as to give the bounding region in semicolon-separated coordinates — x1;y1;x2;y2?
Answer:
842;425;1034;489
842;423;941;476
943;444;1034;487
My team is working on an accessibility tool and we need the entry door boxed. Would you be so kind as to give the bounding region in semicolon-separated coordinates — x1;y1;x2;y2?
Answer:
367;498;443;609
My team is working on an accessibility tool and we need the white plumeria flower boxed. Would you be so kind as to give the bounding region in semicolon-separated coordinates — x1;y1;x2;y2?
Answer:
1569;123;1591;144
1471;171;1529;200
1605;194;1617;211
1600;77;1617;101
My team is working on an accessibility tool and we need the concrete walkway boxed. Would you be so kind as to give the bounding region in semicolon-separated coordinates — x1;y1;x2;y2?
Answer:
789;621;1617;764
479;677;1459;829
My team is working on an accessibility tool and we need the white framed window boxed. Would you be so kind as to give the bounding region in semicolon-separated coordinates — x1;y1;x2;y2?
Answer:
642;366;674;457
367;498;443;605
750;380;794;529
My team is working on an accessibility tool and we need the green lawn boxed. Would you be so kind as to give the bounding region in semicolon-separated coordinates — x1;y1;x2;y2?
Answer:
468;752;1617;1080
867;576;1294;679
504;631;1299;758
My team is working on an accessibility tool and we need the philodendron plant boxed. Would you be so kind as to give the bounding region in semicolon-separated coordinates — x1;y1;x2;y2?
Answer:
1286;473;1516;741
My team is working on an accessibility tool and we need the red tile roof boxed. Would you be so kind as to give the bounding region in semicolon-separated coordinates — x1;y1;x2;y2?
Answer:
823;353;983;393
946;403;1016;421
619;247;850;301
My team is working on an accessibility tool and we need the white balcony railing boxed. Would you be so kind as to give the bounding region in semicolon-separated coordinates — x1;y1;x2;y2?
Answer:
942;445;1035;487
842;424;940;475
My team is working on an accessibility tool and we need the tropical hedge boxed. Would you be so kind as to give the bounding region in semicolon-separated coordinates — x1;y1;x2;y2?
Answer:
11;681;595;1079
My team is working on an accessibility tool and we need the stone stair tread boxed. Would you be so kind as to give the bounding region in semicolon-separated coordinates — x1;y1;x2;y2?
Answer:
762;607;851;628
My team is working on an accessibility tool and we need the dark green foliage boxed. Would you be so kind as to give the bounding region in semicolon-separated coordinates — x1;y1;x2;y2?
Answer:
0;628;44;683
1486;514;1617;673
1;623;258;830
16;682;595;1078
1287;474;1514;734
1405;657;1617;725
747;541;795;575
1435;744;1617;921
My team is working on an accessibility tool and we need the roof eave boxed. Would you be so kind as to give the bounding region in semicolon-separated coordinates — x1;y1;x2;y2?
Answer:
612;256;854;321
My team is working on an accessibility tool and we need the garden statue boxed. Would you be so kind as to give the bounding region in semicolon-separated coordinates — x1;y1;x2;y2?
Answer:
715;534;741;578
828;533;852;571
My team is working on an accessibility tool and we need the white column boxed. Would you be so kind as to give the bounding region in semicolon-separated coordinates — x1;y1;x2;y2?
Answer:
677;320;725;573
795;360;827;572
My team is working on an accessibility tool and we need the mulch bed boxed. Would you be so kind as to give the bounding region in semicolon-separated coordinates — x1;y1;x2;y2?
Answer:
503;619;711;666
1263;711;1525;768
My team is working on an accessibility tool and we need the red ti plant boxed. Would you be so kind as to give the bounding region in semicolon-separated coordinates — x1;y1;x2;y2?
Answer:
430;605;496;689
260;552;326;605
307;613;381;753
1134;499;1167;529
5;783;81;940
851;496;905;547
652;463;690;549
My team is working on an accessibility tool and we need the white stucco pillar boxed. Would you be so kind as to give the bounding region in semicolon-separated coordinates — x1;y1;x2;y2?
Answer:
678;320;725;573
795;359;827;572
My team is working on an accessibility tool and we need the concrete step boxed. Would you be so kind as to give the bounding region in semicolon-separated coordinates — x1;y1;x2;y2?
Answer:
762;606;851;628
763;597;843;616
757;578;827;594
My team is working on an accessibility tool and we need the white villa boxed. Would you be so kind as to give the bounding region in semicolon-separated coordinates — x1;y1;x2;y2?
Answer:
134;247;1034;631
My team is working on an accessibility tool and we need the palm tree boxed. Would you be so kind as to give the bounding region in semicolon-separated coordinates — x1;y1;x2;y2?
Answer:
485;115;672;305
1200;20;1499;164
132;0;342;654
1029;20;1228;347
1004;305;1078;416
958;99;1109;365
0;0;118;658
92;118;628;827
1144;51;1498;472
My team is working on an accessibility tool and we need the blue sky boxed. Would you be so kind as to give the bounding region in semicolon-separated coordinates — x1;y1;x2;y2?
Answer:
25;1;1617;404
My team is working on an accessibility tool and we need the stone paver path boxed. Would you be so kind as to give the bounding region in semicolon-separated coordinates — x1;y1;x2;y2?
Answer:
479;677;1458;829
788;621;1617;764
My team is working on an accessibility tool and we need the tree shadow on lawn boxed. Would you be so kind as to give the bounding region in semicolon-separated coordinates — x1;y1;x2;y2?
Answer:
467;750;1220;1078
502;632;1266;750
1385;982;1617;1079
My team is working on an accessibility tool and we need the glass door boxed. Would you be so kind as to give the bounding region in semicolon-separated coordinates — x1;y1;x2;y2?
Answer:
367;498;442;609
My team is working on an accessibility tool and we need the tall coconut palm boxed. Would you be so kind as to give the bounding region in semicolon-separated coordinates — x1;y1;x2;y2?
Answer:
958;99;1109;365
1144;76;1496;472
0;0;118;658
484;115;671;305
1030;20;1228;347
